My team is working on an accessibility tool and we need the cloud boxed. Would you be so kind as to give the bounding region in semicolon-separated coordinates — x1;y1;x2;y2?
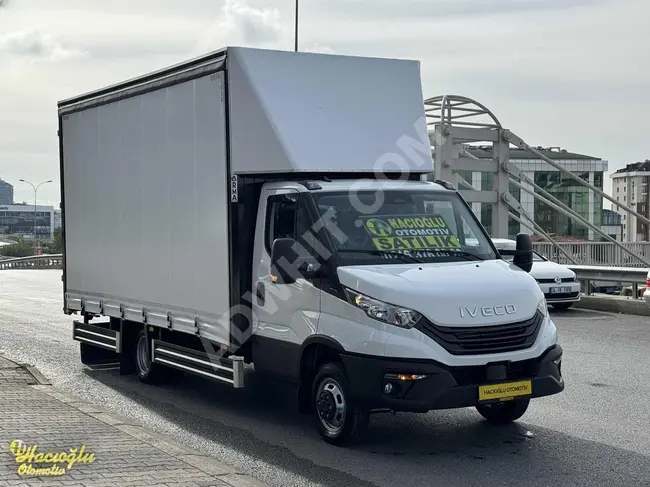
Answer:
223;0;284;44
197;0;334;54
199;0;284;50
0;29;87;62
317;0;603;20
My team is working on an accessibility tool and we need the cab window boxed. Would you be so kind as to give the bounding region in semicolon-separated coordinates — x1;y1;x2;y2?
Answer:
265;193;318;261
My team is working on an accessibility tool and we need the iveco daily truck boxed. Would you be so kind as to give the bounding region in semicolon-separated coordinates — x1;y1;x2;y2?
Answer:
58;46;564;445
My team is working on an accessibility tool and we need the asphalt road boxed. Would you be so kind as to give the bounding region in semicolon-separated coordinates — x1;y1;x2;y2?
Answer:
1;270;649;487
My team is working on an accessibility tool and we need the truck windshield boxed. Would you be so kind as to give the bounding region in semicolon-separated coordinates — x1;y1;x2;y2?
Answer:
312;189;498;265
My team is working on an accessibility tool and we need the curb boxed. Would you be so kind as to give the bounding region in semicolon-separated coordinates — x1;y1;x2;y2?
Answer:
0;354;270;487
0;355;269;487
574;295;650;317
34;384;270;487
0;355;51;385
21;364;51;385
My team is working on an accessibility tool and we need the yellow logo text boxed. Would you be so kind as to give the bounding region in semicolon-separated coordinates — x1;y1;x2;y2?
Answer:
9;440;95;476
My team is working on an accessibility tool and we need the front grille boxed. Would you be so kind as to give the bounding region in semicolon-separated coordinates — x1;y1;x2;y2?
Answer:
416;311;544;356
537;277;574;283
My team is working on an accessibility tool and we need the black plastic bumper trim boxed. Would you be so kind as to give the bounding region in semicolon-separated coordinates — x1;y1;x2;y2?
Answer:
340;345;564;412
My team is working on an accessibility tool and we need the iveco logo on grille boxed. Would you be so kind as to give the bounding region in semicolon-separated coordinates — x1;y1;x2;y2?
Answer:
459;304;517;318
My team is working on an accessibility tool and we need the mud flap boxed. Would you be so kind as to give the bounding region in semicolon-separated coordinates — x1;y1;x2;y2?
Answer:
73;321;119;367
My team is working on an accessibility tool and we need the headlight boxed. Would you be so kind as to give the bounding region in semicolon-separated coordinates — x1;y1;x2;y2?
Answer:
344;288;421;328
537;296;548;317
572;273;579;283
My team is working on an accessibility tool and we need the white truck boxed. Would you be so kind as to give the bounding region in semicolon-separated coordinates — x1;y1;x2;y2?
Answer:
58;46;564;445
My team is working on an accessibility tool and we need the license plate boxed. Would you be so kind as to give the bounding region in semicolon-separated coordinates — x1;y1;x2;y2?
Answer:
550;286;571;294
478;380;532;402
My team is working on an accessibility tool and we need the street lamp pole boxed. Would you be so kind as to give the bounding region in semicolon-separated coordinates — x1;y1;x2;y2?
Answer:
294;0;299;52
19;179;52;250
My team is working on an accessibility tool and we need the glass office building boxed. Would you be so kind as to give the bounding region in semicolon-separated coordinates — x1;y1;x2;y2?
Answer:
441;147;607;240
0;204;55;240
0;179;13;205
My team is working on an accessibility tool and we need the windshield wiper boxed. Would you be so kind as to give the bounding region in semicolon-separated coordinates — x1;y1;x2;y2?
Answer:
446;250;485;261
399;248;486;261
337;249;422;263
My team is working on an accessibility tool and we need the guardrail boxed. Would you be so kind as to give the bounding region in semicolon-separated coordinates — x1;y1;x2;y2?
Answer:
534;242;650;268
0;254;63;270
568;265;648;299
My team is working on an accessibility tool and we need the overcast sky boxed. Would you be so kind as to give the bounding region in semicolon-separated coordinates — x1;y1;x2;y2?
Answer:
1;0;648;206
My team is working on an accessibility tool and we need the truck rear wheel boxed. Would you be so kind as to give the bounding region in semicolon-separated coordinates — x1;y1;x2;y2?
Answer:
312;362;369;446
475;398;530;424
134;330;166;384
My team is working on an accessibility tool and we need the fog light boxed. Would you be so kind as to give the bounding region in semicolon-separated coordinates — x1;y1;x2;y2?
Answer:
552;358;562;375
384;373;428;381
384;383;393;394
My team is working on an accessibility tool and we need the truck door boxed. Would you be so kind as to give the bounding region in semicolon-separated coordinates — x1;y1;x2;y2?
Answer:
251;187;322;381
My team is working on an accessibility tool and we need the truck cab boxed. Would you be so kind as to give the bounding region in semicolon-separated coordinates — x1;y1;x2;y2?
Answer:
249;178;563;444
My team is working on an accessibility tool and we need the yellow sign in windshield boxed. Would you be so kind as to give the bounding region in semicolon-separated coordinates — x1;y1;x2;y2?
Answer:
361;215;461;252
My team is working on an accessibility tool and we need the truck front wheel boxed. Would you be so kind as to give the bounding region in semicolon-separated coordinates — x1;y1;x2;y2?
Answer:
312;362;369;446
475;398;530;424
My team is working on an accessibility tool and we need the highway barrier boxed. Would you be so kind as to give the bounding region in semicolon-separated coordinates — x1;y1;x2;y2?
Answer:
568;265;649;316
0;254;63;270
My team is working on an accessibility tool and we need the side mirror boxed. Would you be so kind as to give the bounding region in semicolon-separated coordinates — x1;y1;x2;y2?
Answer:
298;261;324;279
270;238;300;284
270;238;323;284
513;233;533;273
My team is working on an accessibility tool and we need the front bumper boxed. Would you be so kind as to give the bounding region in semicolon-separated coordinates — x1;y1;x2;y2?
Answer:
341;345;564;413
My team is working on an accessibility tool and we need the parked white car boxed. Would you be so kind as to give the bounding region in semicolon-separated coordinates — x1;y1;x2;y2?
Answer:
492;239;581;310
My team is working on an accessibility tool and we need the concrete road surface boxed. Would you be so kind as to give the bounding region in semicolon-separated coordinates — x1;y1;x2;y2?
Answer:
1;270;649;487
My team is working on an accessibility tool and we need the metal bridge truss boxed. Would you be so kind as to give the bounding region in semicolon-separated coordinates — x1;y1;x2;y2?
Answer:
425;95;650;267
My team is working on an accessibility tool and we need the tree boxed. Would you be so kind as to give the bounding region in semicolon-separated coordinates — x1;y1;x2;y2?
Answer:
0;235;35;258
44;229;63;254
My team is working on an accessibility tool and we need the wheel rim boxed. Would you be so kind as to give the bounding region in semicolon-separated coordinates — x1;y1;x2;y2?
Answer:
136;335;151;375
316;378;346;437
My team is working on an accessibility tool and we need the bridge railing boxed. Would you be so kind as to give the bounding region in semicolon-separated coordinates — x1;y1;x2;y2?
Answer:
534;242;650;268
0;254;63;270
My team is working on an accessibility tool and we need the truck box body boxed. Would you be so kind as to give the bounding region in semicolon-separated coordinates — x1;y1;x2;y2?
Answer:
58;46;431;344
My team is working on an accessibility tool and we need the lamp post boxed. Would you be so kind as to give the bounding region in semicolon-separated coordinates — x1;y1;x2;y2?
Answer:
19;179;52;250
294;0;299;52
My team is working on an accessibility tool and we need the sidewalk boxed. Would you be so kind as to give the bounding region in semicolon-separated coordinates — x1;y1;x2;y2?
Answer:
0;356;269;487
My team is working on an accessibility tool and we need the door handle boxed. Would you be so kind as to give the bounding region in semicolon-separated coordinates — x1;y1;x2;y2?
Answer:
256;282;265;306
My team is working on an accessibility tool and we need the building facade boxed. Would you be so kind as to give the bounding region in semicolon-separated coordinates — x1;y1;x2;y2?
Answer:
610;160;650;242
601;209;623;241
446;146;607;240
0;178;13;205
54;209;62;231
0;204;55;240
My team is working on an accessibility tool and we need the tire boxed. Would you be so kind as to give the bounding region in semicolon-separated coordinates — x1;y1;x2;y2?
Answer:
476;398;530;424
552;302;573;310
134;330;166;384
312;362;369;446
